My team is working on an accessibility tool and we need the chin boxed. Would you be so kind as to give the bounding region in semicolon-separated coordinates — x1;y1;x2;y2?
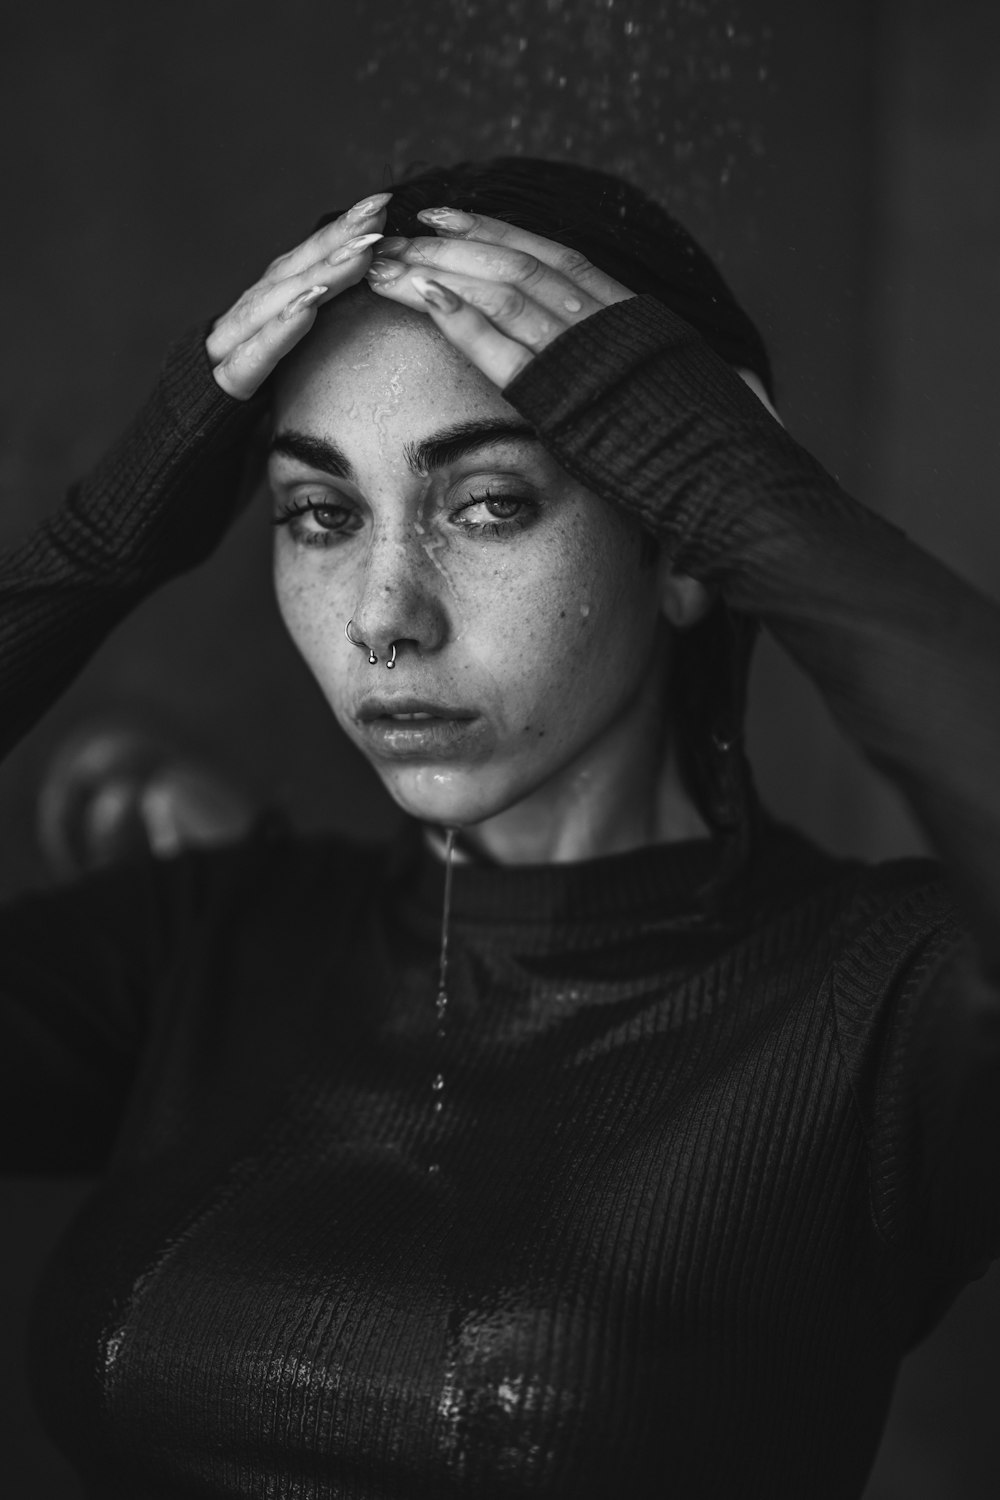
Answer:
380;761;524;830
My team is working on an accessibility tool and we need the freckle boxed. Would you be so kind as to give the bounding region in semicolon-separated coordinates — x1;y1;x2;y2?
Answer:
564;296;583;313
559;610;566;618
537;730;545;738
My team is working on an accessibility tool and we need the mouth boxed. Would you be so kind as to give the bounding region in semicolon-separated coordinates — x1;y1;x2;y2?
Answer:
354;696;487;760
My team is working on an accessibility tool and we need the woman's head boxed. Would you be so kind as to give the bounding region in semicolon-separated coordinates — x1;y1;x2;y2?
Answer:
267;158;770;853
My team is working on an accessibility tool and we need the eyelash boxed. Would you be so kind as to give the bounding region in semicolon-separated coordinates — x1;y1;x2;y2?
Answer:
272;490;537;548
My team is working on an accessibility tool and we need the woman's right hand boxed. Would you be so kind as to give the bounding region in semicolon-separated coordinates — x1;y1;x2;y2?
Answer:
205;191;392;400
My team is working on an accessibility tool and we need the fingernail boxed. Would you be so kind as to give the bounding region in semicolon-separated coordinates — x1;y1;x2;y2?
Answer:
412;276;462;313
279;285;328;321
378;236;409;255
327;232;383;266
365;257;406;284
347;191;393;220
417;207;476;232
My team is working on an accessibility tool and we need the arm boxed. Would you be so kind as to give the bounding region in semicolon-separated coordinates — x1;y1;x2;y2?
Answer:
501;296;1000;974
0;332;263;760
0;196;391;1170
0;193;392;761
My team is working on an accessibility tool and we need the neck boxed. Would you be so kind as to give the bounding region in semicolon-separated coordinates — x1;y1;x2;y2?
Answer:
430;665;710;867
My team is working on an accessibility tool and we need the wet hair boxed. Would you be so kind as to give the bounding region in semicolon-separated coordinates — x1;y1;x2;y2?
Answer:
317;156;766;902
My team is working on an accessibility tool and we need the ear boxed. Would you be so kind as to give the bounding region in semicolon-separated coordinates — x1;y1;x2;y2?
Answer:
656;553;716;630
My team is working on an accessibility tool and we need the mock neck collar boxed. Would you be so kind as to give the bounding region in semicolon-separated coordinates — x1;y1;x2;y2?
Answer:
390;819;734;929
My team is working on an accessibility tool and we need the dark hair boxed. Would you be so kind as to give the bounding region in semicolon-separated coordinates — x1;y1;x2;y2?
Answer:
321;155;774;401
319;156;766;903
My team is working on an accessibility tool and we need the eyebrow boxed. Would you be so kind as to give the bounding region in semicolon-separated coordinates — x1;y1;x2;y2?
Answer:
268;419;540;480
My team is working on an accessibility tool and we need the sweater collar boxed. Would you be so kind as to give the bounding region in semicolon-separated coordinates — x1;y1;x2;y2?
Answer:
389;819;731;930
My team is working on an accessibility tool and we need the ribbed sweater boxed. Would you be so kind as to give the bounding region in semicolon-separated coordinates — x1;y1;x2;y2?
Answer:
2;297;1000;1499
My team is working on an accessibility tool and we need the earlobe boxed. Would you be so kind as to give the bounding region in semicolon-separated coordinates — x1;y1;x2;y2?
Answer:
657;560;716;630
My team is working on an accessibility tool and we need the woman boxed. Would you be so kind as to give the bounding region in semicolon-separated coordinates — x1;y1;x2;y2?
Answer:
2;157;999;1499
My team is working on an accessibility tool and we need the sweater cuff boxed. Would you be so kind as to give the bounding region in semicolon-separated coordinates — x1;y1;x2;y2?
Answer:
160;322;265;441
504;293;772;437
55;324;267;586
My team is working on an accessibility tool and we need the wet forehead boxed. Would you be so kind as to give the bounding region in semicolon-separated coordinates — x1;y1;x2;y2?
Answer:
271;293;513;474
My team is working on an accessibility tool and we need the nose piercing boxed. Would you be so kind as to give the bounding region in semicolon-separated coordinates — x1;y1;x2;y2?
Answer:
345;619;399;669
345;618;378;665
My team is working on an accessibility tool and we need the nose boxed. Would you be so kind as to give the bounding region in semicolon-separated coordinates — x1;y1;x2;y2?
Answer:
349;523;449;667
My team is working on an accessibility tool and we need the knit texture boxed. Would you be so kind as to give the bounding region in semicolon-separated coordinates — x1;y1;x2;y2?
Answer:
2;302;999;1498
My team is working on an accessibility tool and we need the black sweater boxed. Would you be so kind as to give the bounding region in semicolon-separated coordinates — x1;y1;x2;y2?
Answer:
2;297;999;1499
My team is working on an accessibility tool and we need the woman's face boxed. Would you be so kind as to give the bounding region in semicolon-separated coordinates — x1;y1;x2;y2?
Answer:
268;292;669;829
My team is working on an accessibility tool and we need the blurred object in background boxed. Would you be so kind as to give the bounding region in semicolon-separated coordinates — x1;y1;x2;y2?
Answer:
37;719;259;880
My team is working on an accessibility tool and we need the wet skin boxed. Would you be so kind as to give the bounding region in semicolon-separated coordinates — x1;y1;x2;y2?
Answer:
268;291;711;864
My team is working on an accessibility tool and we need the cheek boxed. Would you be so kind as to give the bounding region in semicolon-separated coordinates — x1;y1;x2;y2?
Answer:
273;556;353;708
469;511;659;742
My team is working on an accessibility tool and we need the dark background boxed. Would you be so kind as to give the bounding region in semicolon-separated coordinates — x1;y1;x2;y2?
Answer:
2;0;999;1494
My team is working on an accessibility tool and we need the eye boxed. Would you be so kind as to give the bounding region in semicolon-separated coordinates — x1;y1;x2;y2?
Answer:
450;489;537;538
272;495;362;547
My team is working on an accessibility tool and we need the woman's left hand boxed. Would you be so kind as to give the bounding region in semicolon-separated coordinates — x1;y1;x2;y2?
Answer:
364;208;634;388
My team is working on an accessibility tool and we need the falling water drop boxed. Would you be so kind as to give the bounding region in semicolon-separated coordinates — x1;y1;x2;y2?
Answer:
435;826;456;1038
428;827;456;1176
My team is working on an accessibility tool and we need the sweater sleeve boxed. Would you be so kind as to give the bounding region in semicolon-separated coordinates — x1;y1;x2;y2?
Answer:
0;327;264;1170
0;326;265;758
504;295;1000;1272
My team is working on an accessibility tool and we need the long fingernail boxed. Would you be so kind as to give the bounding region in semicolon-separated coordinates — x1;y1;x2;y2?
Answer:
365;257;406;284
347;191;393;221
280;285;328;321
412;276;462;313
417;207;476;233
378;236;409;255
327;232;383;266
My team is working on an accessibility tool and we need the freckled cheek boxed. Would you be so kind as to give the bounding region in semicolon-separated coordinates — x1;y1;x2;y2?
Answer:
476;556;614;736
273;567;355;706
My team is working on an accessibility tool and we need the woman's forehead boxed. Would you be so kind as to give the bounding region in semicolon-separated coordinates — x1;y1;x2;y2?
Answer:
272;293;512;441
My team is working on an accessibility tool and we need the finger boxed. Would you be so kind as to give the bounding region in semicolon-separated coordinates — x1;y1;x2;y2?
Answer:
212;285;327;400
373;275;534;389
371;265;570;357
207;232;382;365
374;234;606;324
263;192;392;283
413;208;634;307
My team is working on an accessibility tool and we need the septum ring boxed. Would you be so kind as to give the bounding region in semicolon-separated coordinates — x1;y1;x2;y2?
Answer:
345;619;397;669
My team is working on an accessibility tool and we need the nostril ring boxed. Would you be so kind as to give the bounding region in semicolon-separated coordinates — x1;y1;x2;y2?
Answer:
345;618;378;665
386;644;397;670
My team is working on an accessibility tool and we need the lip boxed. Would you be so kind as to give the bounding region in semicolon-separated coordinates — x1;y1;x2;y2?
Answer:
353;695;489;761
356;695;477;724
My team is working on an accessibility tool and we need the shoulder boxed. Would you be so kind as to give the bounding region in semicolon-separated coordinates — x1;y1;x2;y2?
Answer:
747;820;957;948
738;822;963;1023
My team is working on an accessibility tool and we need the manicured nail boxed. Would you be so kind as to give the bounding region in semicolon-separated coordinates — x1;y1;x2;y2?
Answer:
328;232;383;266
412;276;463;313
279;285;328;320
365;257;406;284
347;191;393;221
377;236;409;255
417;207;476;233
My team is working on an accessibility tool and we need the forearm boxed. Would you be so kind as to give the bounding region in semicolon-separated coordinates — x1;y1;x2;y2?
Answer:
505;296;1000;974
0;328;263;758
